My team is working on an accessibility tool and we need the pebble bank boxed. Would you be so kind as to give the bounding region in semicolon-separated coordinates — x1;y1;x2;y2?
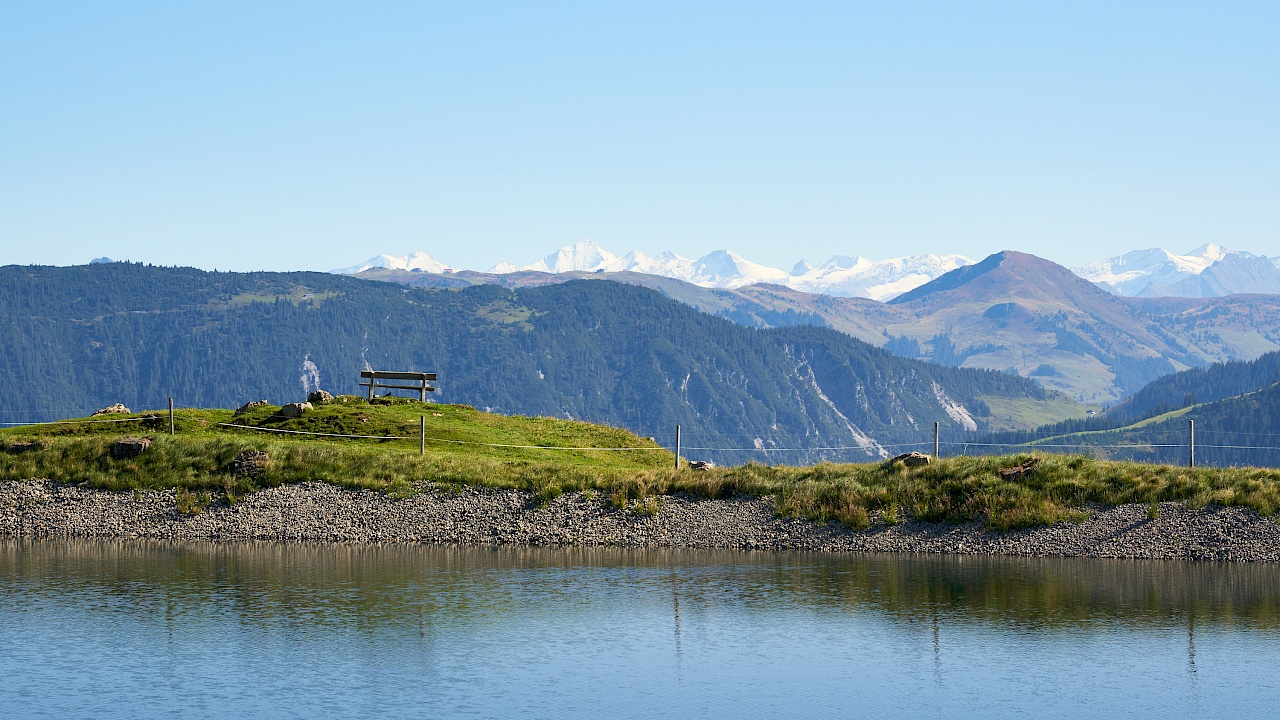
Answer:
3;479;1280;562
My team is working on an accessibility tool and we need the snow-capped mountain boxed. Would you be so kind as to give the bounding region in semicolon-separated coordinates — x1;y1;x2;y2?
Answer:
335;240;974;300
686;249;793;288
603;250;697;280
490;240;619;274
789;253;974;301
1075;244;1280;297
487;242;797;289
333;251;450;274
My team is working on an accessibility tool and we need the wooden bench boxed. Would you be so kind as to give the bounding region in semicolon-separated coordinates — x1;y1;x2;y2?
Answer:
359;370;437;401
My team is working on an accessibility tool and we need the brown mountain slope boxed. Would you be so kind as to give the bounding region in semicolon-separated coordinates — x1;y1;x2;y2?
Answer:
882;253;1195;401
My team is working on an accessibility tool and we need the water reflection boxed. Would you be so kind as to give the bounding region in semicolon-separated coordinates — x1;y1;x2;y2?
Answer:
2;541;1278;719
4;541;1277;630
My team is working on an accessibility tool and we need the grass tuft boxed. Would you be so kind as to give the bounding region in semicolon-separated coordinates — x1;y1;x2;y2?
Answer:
175;488;212;516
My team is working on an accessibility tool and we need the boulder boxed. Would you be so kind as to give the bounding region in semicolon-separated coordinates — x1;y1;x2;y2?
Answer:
111;437;151;459
687;460;717;471
232;450;271;478
234;400;270;416
92;403;131;416
278;402;312;418
307;390;334;404
887;451;931;468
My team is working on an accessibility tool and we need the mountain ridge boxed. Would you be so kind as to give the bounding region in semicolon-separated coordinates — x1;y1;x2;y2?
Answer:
336;241;975;301
354;250;1280;404
335;241;1280;300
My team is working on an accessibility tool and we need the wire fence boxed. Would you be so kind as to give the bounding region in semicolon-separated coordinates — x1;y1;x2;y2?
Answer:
0;416;159;427
7;405;1280;469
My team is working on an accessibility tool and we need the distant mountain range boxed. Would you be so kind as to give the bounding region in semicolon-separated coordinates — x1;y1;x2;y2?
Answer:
1073;244;1280;298
335;241;973;301
335;241;1280;300
354;250;1280;405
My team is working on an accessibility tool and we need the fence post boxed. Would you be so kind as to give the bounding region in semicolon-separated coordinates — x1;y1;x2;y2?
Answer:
933;421;939;460
168;397;174;436
1188;419;1195;468
421;415;426;455
675;424;681;470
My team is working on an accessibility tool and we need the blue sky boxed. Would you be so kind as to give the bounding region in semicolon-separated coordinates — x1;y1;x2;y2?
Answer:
2;1;1277;272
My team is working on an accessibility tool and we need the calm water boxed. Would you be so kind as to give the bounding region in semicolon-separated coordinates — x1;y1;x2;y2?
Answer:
2;541;1279;719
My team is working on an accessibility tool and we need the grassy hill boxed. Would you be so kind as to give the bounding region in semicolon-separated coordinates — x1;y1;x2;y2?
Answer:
0;397;672;503
5;399;1280;531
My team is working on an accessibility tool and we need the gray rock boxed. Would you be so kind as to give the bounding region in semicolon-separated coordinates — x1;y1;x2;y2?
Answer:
91;403;131;416
888;451;931;467
232;451;270;478
234;400;270;416
307;390;334;404
278;402;312;418
110;437;150;459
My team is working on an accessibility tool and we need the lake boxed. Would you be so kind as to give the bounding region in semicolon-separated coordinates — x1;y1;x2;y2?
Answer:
1;540;1278;719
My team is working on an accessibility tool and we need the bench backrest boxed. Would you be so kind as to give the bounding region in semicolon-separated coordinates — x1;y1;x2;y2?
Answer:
359;370;437;400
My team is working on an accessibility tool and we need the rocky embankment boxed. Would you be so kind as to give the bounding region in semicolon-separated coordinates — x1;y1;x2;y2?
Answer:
3;479;1280;561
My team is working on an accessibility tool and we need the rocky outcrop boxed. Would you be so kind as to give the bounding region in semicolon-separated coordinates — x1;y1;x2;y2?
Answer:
887;451;931;467
278;402;312;418
234;400;270;416
232;451;270;478
307;390;334;404
92;404;131;416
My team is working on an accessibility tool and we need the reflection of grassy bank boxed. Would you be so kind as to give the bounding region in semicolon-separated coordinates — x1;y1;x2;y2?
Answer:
829;554;1280;630
5;400;1280;530
5;540;1280;631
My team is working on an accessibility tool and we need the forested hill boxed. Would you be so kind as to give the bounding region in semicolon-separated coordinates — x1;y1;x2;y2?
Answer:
0;263;1084;462
971;350;1280;467
1104;351;1280;424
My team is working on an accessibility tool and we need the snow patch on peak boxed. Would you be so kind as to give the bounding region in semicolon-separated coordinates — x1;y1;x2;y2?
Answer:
790;253;974;301
689;250;791;288
333;251;449;275
508;240;618;273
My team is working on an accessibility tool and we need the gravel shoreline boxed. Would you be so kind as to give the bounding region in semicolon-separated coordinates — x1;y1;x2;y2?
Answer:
4;479;1280;562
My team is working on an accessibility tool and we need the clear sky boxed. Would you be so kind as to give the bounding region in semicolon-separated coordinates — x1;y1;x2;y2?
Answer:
2;1;1277;272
